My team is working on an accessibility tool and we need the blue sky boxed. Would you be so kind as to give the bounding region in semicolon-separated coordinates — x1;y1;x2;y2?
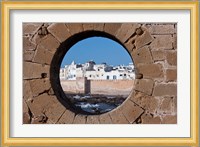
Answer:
61;37;133;68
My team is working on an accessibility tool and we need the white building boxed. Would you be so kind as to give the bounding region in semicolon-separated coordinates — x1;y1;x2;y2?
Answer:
60;60;135;80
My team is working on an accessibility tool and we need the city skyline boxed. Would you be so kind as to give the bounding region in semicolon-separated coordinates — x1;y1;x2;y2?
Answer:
61;37;133;68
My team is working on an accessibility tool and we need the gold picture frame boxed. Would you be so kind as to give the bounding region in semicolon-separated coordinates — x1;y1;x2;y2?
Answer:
1;1;199;146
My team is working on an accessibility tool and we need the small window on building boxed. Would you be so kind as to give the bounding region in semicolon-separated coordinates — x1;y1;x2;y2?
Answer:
89;75;92;77
120;74;122;76
124;74;126;76
113;75;117;79
107;76;109;80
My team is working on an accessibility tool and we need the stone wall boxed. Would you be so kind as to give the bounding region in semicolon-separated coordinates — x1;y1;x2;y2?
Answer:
61;79;134;96
23;23;177;124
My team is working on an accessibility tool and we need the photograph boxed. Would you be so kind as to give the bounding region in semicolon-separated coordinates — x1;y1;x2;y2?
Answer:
23;23;177;124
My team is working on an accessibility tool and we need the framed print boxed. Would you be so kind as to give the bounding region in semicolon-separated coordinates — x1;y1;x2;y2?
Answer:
1;1;199;146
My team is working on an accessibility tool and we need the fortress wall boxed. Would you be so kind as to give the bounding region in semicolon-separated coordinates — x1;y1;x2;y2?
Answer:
90;80;134;96
61;79;134;96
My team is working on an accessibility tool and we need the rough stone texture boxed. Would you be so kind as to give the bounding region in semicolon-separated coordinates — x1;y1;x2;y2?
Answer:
146;24;175;34
109;108;129;124
23;62;50;79
23;23;42;35
131;91;159;114
153;84;177;96
141;113;161;124
23;80;33;101
162;115;177;124
116;23;140;43
38;34;60;53
86;115;100;124
131;46;153;64
24;50;35;61
29;78;51;97
134;79;154;95
104;23;121;36
33;45;54;65
150;35;173;50
73;115;87;124
66;23;83;35
23;100;31;124
57;110;75;124
166;51;177;66
48;23;71;43
23;23;177;124
172;34;177;49
121;100;144;123
137;63;163;79
93;23;104;31
23;37;36;51
99;113;112;124
134;27;154;49
83;23;94;31
159;97;173;114
166;69;177;82
151;50;166;61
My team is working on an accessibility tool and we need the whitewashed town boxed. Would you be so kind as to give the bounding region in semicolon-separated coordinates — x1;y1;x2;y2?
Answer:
60;60;135;80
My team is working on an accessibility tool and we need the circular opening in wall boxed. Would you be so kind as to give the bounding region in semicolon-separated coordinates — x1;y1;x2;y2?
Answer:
58;36;135;115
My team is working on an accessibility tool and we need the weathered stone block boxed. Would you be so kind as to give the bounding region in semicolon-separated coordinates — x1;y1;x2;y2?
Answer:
27;93;65;122
23;50;35;61
159;97;173;114
29;79;51;97
33;45;54;65
23;80;33;101
99;113;112;124
172;34;177;49
131;46;153;64
32;115;48;124
166;51;177;66
162;115;177;124
23;23;42;35
147;24;175;34
134;79;154;95
45;99;66;124
151;50;166;61
125;41;135;53
38;34;60;53
137;63;163;78
150;35;173;50
109;108;129;124
116;23;139;43
166;69;177;82
131;92;159;114
23;112;31;124
23;62;50;79
135;28;154;49
121;100;144;123
66;23;83;35
23;37;36;51
57;109;75;124
172;96;177;114
104;23;122;36
93;23;104;31
86;115;100;124
73;115;86;124
153;83;177;96
27;93;50;117
48;23;71;42
141;113;161;124
83;23;94;31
